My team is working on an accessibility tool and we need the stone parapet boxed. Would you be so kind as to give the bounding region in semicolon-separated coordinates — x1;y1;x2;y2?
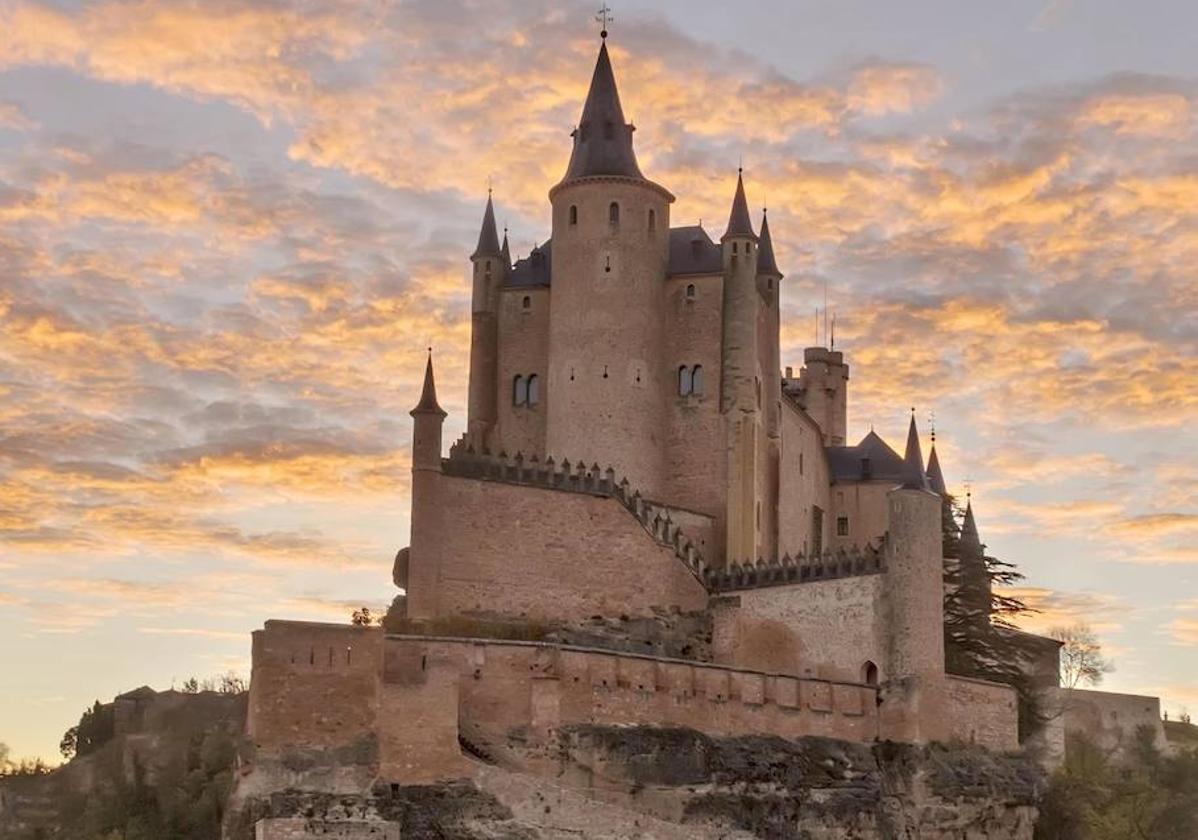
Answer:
443;444;709;583
707;540;885;593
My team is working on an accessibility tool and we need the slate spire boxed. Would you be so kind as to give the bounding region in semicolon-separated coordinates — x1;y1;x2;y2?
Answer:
960;497;982;554
900;411;930;490
471;193;502;260
926;444;948;496
410;351;446;418
757;208;780;275
722;169;757;241
560;41;644;182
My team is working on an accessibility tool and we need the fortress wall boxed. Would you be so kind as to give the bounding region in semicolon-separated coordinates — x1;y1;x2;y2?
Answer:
255;819;399;839
408;472;708;623
711;574;886;684
382;637;879;759
651;503;716;562
829;481;892;552
777;402;831;559
248;622;382;753
1060;688;1167;756
662;272;726;551
495;286;549;457
945;675;1019;752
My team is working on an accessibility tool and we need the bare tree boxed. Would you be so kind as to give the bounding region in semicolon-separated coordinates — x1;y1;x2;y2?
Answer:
1050;623;1114;689
351;607;375;626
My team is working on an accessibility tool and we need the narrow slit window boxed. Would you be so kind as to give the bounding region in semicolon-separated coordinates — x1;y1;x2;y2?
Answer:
648;209;656;232
685;283;695;299
678;365;692;396
609;201;620;227
513;375;527;406
527;374;540;406
569;205;578;225
691;365;704;395
522;295;531;310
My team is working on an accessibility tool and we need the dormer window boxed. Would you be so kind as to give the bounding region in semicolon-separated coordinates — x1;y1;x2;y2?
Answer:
732;242;738;254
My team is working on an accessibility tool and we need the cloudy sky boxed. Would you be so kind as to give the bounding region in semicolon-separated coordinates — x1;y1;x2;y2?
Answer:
1;0;1195;759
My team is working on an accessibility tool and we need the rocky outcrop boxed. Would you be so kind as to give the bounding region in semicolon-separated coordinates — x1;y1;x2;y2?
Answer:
228;725;1042;840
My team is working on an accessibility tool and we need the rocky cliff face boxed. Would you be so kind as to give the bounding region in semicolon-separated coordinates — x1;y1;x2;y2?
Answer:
230;725;1042;840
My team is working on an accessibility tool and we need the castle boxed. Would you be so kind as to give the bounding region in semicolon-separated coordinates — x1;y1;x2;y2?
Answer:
236;34;1169;838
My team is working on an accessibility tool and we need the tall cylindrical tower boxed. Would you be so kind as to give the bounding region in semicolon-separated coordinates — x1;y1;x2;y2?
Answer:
544;39;674;496
466;195;503;449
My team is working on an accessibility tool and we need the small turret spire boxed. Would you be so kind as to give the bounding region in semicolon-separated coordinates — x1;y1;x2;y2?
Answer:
926;443;948;496
960;497;982;554
722;169;757;241
411;349;446;418
900;409;929;490
501;226;511;267
757;208;781;276
471;194;502;260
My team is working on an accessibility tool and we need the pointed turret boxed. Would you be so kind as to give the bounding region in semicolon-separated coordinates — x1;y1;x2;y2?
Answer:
960;498;982;555
757;209;780;276
900;412;930;490
926;444;947;496
411;352;446;418
722;170;757;241
471;194;502;260
560;41;643;183
500;229;511;269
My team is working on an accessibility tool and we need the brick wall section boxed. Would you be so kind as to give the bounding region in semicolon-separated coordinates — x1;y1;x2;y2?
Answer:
248;621;382;751
495;286;549;457
777;401;831;559
398;636;880;755
711;574;886;683
255;818;399;839
406;471;709;622
945;675;1020;752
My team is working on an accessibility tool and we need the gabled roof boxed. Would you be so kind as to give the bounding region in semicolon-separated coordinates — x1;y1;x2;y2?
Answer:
826;430;907;482
667;225;722;276
508;240;552;288
559;41;644;183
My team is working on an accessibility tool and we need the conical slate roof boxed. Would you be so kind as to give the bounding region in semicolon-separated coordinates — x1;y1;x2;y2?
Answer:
471;194;502;260
757;209;780;275
900;414;930;490
960;499;982;554
560;41;644;182
926;444;947;495
722;170;757;241
500;230;511;268
410;352;446;417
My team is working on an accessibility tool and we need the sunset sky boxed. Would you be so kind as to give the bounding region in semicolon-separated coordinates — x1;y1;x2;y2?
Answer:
1;0;1196;760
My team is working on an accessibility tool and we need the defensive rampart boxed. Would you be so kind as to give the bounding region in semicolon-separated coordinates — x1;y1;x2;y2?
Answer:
945;674;1020;752
246;621;881;786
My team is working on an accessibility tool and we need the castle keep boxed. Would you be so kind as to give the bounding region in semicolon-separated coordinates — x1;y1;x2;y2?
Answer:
236;34;1169;839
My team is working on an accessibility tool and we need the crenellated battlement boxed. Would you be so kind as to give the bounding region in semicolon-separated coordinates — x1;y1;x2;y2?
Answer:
709;539;886;593
443;442;709;583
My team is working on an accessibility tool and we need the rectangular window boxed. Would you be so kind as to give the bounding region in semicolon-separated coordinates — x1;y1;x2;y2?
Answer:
812;506;823;556
837;516;849;536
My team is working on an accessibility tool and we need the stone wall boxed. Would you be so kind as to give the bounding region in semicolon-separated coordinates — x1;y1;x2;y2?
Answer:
405;469;708;623
945;674;1020;752
495;285;549;457
662;272;727;552
778;400;832;559
829;480;893;551
711;574;886;683
1059;687;1167;757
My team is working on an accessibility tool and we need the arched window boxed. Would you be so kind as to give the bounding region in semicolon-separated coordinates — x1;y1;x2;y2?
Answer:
691;365;704;395
569;205;578;225
648;209;656;232
861;661;879;686
527;374;539;406
678;365;692;396
609;201;620;227
522;295;531;310
685;283;696;299
513;375;527;406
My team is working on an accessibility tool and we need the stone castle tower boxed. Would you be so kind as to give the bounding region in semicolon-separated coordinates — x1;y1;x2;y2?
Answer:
461;38;803;564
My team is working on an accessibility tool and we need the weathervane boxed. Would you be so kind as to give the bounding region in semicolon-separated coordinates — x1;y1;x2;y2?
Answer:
929;409;936;444
596;3;613;39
